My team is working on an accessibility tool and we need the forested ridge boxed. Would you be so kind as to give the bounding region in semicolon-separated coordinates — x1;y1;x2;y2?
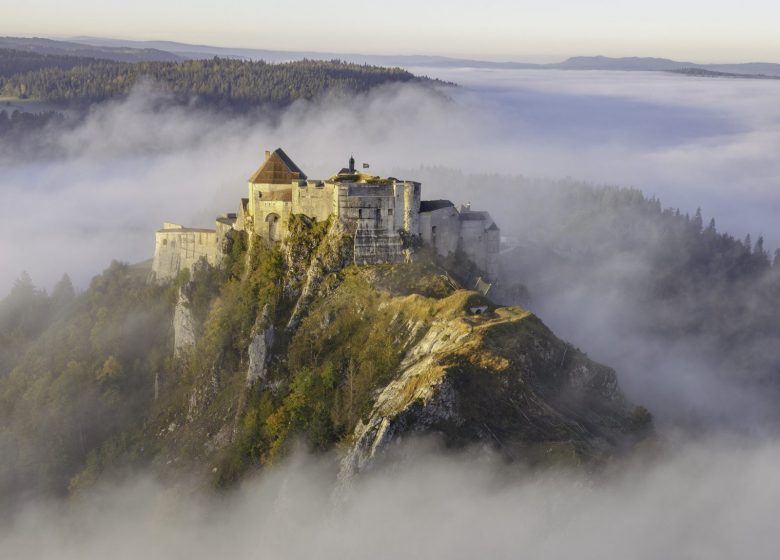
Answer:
492;181;780;400
0;48;101;78
0;54;426;108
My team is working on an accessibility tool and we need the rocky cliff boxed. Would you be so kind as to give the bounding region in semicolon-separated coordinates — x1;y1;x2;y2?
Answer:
14;215;650;497
282;268;651;481
162;216;650;484
339;294;649;477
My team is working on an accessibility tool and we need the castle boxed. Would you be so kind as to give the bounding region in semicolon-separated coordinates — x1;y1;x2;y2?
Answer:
152;148;500;282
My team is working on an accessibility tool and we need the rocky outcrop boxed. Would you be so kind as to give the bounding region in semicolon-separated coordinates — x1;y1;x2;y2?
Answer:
172;258;212;357
286;218;355;332
340;296;651;479
151;220;651;486
247;304;274;386
173;287;196;357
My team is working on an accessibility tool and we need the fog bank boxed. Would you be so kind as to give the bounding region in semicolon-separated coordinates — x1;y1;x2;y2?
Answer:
2;439;779;559
3;69;780;295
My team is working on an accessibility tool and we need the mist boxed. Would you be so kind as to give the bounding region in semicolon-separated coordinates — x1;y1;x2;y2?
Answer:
3;66;780;551
2;438;780;559
3;67;778;427
416;68;780;247
3;69;780;295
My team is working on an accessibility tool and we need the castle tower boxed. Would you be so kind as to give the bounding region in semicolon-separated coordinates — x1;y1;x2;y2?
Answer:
245;148;306;241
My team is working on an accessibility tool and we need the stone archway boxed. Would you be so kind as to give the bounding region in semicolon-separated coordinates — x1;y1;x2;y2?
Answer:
265;213;280;241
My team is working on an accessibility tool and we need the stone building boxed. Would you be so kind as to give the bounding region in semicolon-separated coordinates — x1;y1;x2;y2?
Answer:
152;148;500;282
152;223;218;281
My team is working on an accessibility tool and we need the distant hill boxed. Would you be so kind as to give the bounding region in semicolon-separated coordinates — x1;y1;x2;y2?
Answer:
669;67;780;80
0;36;183;63
0;48;99;78
553;55;780;77
68;37;780;77
555;55;690;71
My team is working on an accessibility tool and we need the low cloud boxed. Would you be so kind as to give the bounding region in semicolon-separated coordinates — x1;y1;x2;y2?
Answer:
420;68;780;245
2;439;779;559
2;69;780;554
3;70;780;294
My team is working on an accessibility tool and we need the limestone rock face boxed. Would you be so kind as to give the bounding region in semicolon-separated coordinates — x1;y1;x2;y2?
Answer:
173;288;196;357
173;258;212;357
285;218;355;332
247;304;275;386
340;301;651;479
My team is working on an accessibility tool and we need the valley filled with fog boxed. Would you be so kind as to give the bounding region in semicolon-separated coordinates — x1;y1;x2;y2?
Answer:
2;67;780;557
4;68;780;293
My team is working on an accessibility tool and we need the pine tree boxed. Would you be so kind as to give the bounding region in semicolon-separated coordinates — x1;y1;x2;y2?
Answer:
755;236;766;257
10;271;36;300
692;208;703;233
52;273;75;307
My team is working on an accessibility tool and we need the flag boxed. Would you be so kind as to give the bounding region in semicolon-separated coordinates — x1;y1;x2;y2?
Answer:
362;163;370;169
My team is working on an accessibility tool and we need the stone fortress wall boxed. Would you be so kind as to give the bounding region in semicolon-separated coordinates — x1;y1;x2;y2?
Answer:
151;148;500;283
152;224;218;281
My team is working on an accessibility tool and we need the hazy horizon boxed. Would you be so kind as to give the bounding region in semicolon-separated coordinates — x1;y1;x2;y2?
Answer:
45;34;780;66
2;0;779;64
41;34;780;66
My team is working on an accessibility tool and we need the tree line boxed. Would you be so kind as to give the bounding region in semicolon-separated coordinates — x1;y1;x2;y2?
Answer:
0;48;100;79
499;182;780;394
0;55;422;109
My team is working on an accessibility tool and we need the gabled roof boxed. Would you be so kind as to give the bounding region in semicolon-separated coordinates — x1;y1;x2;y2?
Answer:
487;222;500;231
248;148;307;184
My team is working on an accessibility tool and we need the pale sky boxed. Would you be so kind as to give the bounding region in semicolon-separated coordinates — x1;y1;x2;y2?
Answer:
2;0;779;62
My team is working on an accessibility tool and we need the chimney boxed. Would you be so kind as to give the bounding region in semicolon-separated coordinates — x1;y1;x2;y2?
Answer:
265;150;271;159
349;154;355;173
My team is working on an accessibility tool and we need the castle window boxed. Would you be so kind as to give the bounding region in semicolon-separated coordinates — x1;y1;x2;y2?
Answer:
162;239;168;245
358;208;363;219
388;208;393;216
